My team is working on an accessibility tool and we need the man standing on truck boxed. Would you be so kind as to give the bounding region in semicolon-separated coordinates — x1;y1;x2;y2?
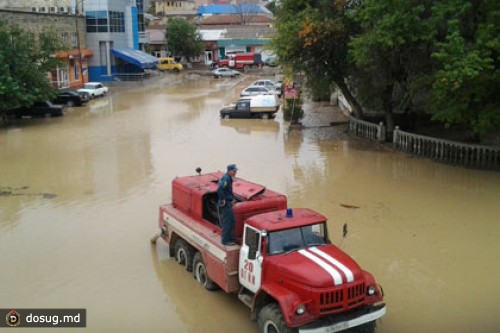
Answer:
217;164;238;246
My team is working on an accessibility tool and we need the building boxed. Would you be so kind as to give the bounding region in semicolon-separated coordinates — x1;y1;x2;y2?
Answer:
0;0;81;14
199;25;275;66
0;7;92;89
83;0;157;81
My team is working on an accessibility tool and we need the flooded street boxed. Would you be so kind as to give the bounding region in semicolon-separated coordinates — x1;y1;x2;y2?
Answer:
1;72;500;333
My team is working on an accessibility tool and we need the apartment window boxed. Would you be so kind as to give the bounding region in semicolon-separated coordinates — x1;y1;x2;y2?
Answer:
86;11;124;33
109;11;125;33
71;32;78;48
60;32;68;46
86;11;108;33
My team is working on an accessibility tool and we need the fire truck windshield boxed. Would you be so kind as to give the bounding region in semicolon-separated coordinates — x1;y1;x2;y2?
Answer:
267;223;327;255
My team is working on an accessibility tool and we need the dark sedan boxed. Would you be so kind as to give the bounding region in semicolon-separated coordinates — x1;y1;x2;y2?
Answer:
53;89;89;107
7;101;66;118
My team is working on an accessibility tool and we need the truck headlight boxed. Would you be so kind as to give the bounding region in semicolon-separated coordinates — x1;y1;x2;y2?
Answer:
295;304;306;315
367;285;376;296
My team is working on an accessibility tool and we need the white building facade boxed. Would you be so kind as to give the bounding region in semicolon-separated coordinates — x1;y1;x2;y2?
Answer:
84;0;156;81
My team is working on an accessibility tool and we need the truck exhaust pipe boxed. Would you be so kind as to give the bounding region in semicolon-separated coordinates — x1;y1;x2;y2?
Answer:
150;230;162;244
150;225;168;244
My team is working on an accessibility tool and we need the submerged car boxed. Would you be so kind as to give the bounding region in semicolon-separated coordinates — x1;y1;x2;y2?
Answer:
77;82;108;99
53;89;89;107
157;57;183;72
264;57;279;67
240;86;272;97
250;79;282;96
7;101;66;118
212;68;241;78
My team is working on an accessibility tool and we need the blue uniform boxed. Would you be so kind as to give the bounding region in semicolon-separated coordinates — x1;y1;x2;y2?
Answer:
217;173;235;244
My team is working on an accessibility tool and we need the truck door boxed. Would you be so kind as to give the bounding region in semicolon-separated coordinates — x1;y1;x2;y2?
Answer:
239;225;262;293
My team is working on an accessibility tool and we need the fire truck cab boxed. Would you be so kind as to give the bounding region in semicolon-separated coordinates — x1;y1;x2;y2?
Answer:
155;170;386;333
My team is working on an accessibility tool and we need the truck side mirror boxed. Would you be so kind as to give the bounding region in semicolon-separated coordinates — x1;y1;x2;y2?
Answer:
246;228;259;260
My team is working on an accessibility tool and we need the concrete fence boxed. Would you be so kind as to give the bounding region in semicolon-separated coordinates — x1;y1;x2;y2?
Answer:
393;126;500;170
348;115;386;142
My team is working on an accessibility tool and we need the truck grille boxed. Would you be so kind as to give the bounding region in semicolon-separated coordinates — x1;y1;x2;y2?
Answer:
318;281;365;314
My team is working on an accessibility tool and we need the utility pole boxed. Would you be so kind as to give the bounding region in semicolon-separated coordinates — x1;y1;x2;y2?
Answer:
74;0;84;88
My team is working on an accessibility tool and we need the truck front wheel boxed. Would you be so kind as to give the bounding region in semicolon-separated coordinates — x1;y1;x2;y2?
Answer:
193;252;218;291
175;239;194;271
258;303;296;333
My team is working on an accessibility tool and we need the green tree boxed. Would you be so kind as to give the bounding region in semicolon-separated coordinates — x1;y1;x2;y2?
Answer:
165;18;203;61
349;0;435;133
266;1;277;16
350;0;500;137
430;0;500;135
0;22;63;116
273;0;364;117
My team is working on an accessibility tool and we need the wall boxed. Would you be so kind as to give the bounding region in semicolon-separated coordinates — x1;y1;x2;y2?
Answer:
0;9;86;49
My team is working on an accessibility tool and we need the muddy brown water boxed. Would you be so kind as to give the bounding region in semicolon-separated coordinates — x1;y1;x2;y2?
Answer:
1;73;499;333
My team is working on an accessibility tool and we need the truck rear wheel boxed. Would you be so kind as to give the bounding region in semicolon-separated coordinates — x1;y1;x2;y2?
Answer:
175;239;194;271
258;303;296;333
193;252;218;291
261;113;269;120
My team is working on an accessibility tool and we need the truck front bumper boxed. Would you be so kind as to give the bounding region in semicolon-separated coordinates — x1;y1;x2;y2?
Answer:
299;304;386;333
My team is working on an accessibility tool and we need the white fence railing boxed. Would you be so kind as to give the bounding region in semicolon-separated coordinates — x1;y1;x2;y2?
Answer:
348;115;386;142
393;126;500;170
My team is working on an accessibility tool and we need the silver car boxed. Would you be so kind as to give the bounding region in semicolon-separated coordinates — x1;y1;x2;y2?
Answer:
240;86;272;97
212;68;241;78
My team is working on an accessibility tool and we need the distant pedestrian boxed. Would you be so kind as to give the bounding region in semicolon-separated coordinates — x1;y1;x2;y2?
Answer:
218;164;238;246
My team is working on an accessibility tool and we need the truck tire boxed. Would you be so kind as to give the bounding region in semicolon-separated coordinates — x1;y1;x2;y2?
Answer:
258;303;296;333
175;239;194;271
261;113;269;120
223;114;230;119
192;252;218;291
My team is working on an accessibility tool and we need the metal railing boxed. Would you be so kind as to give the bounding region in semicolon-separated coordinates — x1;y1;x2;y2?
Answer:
393;126;500;170
348;115;386;142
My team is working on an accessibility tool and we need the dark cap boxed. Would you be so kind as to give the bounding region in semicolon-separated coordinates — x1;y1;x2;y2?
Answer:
227;164;238;171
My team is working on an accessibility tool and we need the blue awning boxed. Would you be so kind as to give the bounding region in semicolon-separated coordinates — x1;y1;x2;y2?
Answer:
111;48;158;69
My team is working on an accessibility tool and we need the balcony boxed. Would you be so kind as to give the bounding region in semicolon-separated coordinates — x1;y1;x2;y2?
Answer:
138;32;150;43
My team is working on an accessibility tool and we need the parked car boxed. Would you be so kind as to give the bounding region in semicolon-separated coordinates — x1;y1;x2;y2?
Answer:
264;56;279;67
157;57;183;72
220;94;280;119
7;101;66;118
250;79;282;96
77;82;108;99
240;86;272;97
212;68;241;78
52;89;89;107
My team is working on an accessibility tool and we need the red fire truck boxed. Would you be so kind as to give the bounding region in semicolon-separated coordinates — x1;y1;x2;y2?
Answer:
153;170;386;333
215;52;263;70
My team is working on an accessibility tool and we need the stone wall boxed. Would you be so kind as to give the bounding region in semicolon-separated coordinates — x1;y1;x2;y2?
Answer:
0;1;85;14
0;9;86;49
